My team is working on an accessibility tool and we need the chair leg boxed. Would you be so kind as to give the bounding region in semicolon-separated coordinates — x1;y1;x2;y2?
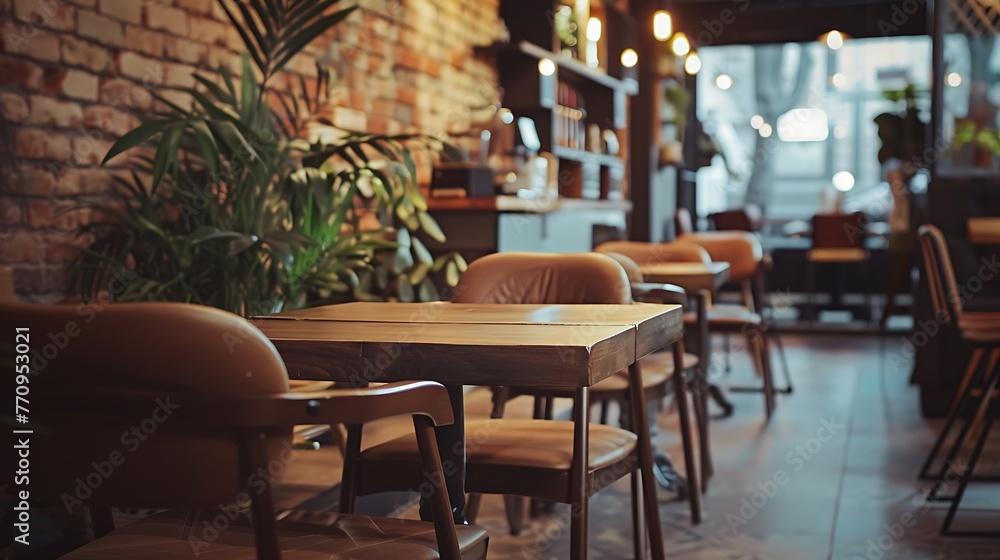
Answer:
760;334;776;420
339;424;363;514
920;348;985;481
631;472;645;560
570;387;591;560
503;495;525;536
464;493;482;523
940;360;1000;536
413;415;463;560
931;349;1000;492
90;507;115;539
243;431;281;560
673;344;702;524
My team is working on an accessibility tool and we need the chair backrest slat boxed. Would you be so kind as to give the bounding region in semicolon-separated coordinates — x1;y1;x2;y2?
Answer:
918;224;962;323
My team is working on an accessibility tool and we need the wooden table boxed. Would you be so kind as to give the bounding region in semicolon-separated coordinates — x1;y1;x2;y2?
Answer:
638;261;729;492
252;302;683;560
639;261;730;293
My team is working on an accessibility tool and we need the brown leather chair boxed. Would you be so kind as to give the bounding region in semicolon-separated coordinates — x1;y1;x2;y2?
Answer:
599;238;779;420
917;225;1000;536
475;251;702;526
354;252;687;559
0;301;488;559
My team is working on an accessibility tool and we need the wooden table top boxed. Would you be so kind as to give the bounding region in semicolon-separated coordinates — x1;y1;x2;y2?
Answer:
252;302;681;388
968;217;1000;245
639;262;730;293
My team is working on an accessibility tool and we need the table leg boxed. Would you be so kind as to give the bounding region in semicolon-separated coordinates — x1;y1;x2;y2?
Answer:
695;291;715;489
570;387;591;560
628;362;666;560
418;383;467;524
672;342;702;524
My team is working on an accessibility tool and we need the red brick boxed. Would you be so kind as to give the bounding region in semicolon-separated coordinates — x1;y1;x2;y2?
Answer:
16;129;72;161
40;66;67;96
83;105;132;136
27;95;83;128
124;25;164;57
54;168;113;196
67;0;96;8
0;231;41;262
164;36;206;64
164;62;196;88
61;36;114;73
98;0;141;24
9;168;56;196
71;135;117;167
0;55;43;90
0;197;22;227
31;201;88;232
13;0;76;31
176;0;213;15
100;78;154;112
45;231;82;260
119;51;163;82
189;16;227;46
0;92;29;122
6;26;61;61
62;69;99;101
146;3;188;36
78;10;124;47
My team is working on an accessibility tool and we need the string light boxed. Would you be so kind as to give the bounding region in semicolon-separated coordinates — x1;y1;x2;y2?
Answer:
621;48;638;68
671;33;690;56
654;11;672;41
684;52;701;75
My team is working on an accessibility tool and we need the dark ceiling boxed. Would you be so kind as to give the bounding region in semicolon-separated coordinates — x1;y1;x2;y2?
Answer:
668;0;929;46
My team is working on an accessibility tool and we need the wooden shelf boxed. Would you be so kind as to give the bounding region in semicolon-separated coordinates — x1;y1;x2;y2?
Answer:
427;195;632;214
514;41;638;95
551;145;624;168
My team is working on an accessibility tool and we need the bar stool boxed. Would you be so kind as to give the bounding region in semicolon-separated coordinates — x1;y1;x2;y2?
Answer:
918;224;1000;537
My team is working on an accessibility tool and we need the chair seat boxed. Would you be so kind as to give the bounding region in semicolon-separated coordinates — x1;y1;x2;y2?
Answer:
518;352;699;399
963;329;1000;344
685;305;763;329
806;248;869;263
959;312;1000;332
61;509;489;559
362;419;637;472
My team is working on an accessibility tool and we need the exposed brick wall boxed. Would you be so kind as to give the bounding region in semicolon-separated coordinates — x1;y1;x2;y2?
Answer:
0;0;500;301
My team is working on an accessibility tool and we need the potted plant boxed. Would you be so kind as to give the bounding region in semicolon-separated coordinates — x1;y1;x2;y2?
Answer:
72;0;465;314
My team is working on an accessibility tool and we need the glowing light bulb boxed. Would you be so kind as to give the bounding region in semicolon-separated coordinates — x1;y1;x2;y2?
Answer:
620;48;638;68
826;30;844;50
946;72;962;87
833;171;855;192
671;33;690;56
715;73;733;90
750;115;764;129
684;52;701;75
538;58;556;76
653;11;672;42
587;17;602;42
759;123;773;138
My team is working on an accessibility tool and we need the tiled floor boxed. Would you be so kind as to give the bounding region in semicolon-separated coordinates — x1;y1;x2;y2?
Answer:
277;334;1000;559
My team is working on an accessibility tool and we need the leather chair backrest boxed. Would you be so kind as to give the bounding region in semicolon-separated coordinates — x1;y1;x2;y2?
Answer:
0;301;291;509
918;224;960;324
454;252;630;305
812;212;866;249
601;252;644;283
595;240;710;268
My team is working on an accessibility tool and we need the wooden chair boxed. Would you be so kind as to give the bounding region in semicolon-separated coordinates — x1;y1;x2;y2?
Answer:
599;238;780;420
804;212;872;323
0;301;488;559
353;253;681;560
916;225;1000;537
